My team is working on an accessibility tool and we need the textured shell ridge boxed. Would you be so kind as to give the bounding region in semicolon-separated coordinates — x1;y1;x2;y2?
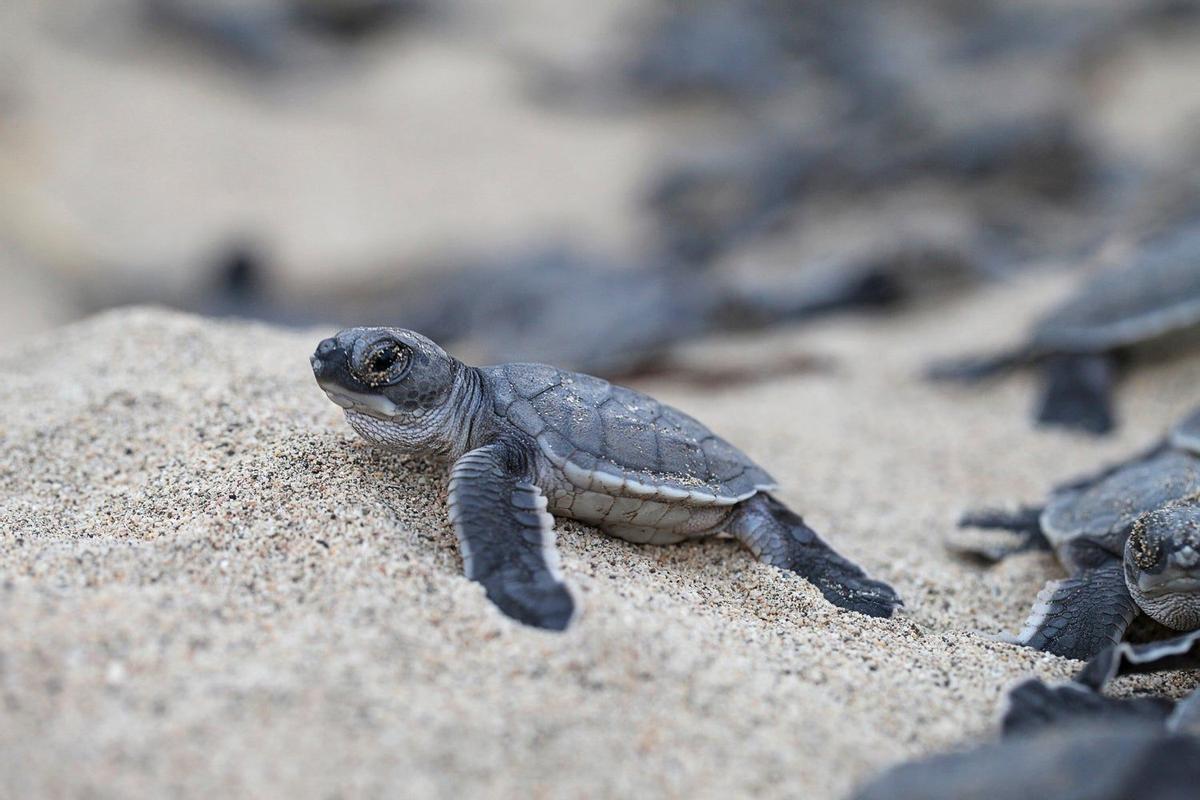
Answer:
483;363;775;504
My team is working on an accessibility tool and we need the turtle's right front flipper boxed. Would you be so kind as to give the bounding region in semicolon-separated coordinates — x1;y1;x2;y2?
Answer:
728;494;902;618
449;443;575;630
1015;561;1137;660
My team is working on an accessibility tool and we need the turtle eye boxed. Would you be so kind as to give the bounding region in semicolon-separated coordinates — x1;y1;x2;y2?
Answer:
359;342;410;385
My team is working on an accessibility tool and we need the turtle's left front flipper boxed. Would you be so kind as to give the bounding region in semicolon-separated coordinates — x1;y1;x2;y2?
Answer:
729;494;902;618
1016;561;1137;660
448;442;575;630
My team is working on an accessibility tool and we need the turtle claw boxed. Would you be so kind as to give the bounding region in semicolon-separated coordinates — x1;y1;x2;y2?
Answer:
841;579;904;619
810;567;903;619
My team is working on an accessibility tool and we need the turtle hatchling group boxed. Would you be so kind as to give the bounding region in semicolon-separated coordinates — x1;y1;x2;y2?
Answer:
311;225;1200;799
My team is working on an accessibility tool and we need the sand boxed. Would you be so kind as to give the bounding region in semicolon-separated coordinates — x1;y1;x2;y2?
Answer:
3;274;1199;799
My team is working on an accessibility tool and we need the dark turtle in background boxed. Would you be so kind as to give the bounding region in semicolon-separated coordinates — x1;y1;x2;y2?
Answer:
853;630;1200;800
954;407;1200;660
646;114;1098;266
142;0;425;69
193;243;911;380
622;0;1168;267
931;226;1200;434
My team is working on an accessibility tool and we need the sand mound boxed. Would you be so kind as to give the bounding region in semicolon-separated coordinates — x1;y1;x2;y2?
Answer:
3;282;1198;798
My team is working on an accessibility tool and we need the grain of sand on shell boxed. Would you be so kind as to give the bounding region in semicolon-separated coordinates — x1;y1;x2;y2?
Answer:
2;275;1199;799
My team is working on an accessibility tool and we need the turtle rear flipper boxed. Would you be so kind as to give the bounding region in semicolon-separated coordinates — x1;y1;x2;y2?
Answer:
1015;562;1138;660
1035;353;1117;435
728;494;902;618
448;443;576;631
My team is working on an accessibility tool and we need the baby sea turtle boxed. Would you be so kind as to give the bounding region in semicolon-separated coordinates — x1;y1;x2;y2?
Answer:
310;327;900;629
957;407;1200;659
930;226;1200;434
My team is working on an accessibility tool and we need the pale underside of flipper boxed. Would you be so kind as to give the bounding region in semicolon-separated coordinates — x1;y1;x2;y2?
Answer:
448;441;576;630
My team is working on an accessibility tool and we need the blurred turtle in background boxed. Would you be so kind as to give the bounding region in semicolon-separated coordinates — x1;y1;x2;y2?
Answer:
623;0;1200;109
930;226;1200;435
194;239;982;380
143;0;426;69
618;0;1200;267
647;115;1099;265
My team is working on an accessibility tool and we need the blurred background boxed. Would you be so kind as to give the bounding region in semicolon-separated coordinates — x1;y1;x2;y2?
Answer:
2;0;1199;378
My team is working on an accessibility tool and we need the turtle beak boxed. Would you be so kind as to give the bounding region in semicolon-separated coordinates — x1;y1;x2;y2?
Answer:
311;337;344;386
1137;547;1200;596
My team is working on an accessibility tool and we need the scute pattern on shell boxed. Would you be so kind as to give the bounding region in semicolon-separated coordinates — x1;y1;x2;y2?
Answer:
484;363;776;505
1041;450;1200;554
1033;228;1200;351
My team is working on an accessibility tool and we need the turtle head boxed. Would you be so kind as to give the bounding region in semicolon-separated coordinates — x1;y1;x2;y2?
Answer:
311;327;464;454
1126;501;1200;631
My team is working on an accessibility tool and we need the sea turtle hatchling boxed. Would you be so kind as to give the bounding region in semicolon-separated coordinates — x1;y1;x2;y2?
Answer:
930;225;1200;434
310;327;900;629
956;406;1200;659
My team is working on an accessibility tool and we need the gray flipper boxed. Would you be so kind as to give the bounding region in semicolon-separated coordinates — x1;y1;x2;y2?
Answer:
1001;677;1174;737
448;443;575;630
1168;689;1200;735
1035;354;1117;435
1076;628;1200;689
1015;561;1137;660
728;493;901;618
952;506;1050;565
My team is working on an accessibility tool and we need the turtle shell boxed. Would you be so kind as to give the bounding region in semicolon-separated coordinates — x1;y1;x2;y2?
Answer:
1032;228;1200;353
484;363;777;505
1041;450;1200;557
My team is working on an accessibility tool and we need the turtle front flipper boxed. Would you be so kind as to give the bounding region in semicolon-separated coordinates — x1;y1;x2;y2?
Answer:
951;506;1050;565
1076;628;1200;689
1015;561;1137;660
728;494;902;618
1035;354;1117;435
448;443;575;630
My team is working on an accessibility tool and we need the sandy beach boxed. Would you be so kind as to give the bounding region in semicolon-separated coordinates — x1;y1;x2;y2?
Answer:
3;273;1198;799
